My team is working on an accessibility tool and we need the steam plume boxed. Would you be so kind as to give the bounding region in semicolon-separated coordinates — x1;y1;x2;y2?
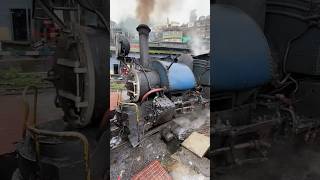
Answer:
136;0;156;24
136;0;172;24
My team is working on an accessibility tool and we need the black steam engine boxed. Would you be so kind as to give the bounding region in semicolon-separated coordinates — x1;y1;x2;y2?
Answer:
111;24;209;147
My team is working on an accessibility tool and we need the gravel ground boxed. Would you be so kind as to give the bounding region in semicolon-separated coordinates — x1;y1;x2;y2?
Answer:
110;108;211;180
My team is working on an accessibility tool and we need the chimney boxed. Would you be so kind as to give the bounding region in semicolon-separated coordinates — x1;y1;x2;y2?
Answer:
136;24;151;67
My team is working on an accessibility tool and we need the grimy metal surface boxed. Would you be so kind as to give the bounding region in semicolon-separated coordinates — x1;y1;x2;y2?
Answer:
52;26;108;127
265;0;320;75
83;27;108;124
216;0;267;28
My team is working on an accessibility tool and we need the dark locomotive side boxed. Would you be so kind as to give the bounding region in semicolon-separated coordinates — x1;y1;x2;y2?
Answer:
211;0;320;168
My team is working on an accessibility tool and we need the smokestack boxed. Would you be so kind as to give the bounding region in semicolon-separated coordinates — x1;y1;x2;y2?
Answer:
136;24;151;67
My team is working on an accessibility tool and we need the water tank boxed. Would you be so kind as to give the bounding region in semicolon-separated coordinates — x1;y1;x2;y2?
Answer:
151;60;196;91
212;4;272;92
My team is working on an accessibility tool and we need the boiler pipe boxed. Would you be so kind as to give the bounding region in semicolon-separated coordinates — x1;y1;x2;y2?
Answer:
136;24;151;67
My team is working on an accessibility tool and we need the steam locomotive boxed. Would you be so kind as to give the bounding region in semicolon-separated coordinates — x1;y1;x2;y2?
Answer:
111;24;209;147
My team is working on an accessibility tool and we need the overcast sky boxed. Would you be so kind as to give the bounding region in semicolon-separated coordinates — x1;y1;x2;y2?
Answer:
110;0;210;24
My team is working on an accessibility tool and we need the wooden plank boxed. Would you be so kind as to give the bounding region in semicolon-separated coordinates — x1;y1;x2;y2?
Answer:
181;132;210;158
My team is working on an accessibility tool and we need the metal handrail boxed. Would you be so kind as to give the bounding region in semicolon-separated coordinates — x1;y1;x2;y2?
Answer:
22;86;91;180
120;102;140;122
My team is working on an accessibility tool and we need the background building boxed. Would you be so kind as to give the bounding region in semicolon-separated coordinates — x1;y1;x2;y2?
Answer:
0;0;32;41
0;0;61;44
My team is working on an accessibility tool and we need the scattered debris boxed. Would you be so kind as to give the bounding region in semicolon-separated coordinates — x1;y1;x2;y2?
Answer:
173;109;210;140
146;143;152;149
110;109;211;179
166;138;181;154
172;148;210;177
110;136;122;149
171;124;189;141
167;158;209;180
117;170;125;180
182;132;210;158
110;134;169;180
136;156;141;162
161;127;175;142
